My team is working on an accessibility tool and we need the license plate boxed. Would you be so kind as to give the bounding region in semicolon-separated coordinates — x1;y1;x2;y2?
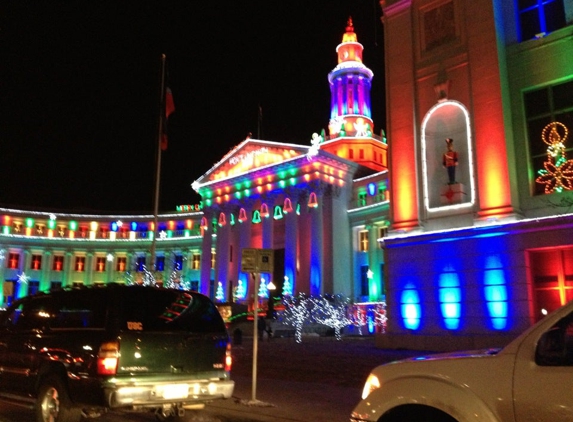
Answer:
162;384;189;399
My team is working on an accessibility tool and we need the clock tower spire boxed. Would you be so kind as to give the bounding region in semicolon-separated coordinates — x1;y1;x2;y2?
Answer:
321;18;387;173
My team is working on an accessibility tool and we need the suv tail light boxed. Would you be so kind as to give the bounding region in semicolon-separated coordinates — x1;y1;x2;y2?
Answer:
225;342;232;372
97;341;119;375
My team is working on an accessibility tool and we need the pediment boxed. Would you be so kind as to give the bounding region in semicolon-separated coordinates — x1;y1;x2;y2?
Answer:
197;139;309;184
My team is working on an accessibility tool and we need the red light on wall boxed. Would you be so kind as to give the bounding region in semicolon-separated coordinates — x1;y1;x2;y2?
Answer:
168;220;175;230
3;215;10;226
186;219;193;229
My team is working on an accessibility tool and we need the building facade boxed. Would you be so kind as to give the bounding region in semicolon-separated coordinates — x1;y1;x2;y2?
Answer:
0;22;390;330
379;0;573;350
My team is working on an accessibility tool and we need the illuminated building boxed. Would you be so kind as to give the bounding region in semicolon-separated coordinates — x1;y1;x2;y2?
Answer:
0;21;389;328
379;0;573;350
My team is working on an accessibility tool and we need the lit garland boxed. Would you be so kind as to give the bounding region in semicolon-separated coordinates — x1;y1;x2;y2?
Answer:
536;122;573;194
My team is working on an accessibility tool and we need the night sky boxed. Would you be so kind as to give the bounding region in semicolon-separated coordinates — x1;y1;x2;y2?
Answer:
1;1;386;214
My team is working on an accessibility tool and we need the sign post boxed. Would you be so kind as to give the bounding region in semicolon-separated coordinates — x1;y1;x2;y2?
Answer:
241;248;274;402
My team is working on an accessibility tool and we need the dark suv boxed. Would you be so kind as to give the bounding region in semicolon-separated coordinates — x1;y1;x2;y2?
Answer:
0;284;234;422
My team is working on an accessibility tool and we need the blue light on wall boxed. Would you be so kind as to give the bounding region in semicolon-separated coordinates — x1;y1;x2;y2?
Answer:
400;283;421;330
367;182;376;196
130;222;138;231
438;266;461;330
484;255;508;330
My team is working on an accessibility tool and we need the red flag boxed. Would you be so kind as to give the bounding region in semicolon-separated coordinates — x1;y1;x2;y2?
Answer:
161;87;175;151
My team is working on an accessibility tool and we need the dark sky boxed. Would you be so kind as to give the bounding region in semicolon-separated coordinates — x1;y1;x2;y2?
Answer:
1;1;386;214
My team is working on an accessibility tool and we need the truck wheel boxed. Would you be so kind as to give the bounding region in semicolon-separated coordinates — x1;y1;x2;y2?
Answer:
36;377;82;422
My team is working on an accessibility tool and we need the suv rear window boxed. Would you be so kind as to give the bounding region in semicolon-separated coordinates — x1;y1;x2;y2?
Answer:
113;286;227;333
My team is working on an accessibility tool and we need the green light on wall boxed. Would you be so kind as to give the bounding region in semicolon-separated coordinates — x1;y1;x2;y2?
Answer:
2;226;9;235
279;180;286;188
47;219;56;230
205;199;212;206
288;168;297;176
184;229;191;237
244;189;251;197
235;191;242;199
289;177;296;186
25;218;34;228
69;221;78;230
278;170;286;179
149;231;154;240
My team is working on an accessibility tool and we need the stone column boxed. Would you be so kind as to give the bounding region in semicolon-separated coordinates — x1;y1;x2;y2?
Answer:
309;190;324;296
85;252;94;285
200;211;214;296
215;210;230;302
41;250;52;291
283;193;299;295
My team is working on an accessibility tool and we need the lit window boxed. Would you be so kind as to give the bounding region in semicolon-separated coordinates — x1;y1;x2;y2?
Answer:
357;192;367;207
136;256;146;272
75;256;86;272
517;0;566;41
8;253;20;269
95;257;106;272
192;254;201;270
156;256;165;272
116;257;127;272
53;255;64;271
529;248;573;320
525;79;573;195
31;254;42;271
211;252;216;270
359;230;369;252
175;255;183;271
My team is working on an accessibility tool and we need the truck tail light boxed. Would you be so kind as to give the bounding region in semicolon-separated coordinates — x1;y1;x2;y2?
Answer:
225;342;232;372
97;341;119;375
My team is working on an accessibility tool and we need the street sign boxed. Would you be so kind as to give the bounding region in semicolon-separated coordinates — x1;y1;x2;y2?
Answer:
241;248;258;272
241;248;274;273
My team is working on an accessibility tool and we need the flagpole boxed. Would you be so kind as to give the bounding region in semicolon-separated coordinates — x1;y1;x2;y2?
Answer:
150;53;167;271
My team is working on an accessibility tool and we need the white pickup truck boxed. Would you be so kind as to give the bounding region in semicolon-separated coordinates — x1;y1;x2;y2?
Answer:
351;301;573;422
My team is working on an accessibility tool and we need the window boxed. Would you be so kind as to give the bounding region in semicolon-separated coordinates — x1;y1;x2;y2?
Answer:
31;254;42;271
211;252;216;269
75;256;86;272
8;253;20;269
525;80;573;195
360;266;369;297
358;192;367;207
116;257;127;272
136;256;146;272
174;255;183;271
190;280;199;292
53;255;64;271
422;0;456;51
359;149;364;159
156;256;165;272
517;0;566;41
95;257;106;272
28;280;39;296
529;248;573;320
378;227;388;247
192;254;201;270
349;149;354;159
359;230;369;252
51;281;62;290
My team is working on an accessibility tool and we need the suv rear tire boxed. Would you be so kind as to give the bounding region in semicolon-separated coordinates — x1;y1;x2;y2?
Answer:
36;377;82;422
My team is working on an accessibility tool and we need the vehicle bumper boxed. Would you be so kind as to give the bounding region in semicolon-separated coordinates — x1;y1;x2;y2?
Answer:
105;379;235;408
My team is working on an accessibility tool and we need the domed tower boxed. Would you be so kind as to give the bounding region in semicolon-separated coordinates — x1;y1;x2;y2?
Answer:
321;18;387;173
